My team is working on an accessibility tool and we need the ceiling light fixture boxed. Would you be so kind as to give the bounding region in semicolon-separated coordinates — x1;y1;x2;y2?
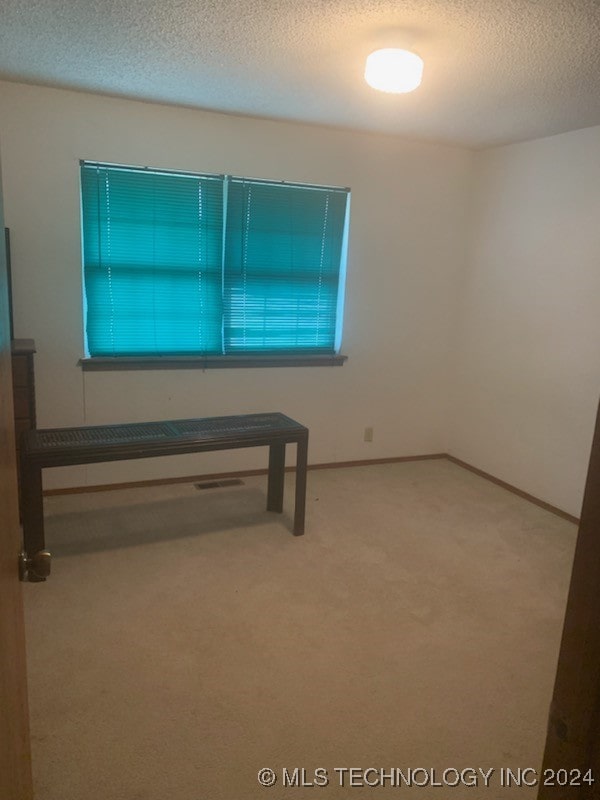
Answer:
364;48;424;94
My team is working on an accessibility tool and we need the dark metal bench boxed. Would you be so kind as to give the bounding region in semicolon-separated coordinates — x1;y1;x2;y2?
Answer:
20;412;308;578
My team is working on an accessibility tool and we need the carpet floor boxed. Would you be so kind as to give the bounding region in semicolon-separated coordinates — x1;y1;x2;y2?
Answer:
23;459;577;799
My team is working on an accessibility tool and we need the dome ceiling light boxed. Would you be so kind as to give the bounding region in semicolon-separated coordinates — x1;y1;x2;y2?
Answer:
364;48;424;94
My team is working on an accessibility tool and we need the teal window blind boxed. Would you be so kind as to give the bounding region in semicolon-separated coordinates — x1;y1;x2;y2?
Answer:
224;179;348;353
81;163;223;356
81;162;350;358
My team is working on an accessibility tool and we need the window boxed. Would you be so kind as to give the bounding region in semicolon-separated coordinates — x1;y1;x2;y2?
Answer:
80;162;350;365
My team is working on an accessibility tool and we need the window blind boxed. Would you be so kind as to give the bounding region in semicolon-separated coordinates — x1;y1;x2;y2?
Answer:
81;162;349;358
81;163;224;356
224;179;348;353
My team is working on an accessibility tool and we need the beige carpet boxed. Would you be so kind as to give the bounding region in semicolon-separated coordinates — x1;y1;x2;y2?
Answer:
23;459;577;799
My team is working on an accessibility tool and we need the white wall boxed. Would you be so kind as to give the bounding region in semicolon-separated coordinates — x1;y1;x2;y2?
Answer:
449;125;600;517
0;81;472;489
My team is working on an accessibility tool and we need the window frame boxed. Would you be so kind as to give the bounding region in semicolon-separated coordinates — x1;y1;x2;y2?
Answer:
79;161;350;370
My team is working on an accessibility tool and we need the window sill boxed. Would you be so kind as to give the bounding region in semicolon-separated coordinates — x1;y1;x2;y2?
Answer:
79;354;348;371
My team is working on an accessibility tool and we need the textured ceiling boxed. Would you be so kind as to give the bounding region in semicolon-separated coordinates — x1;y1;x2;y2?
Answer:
0;0;599;147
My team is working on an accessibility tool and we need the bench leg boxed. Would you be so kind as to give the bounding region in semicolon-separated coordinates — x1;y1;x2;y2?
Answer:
21;461;45;560
267;443;285;513
293;434;308;536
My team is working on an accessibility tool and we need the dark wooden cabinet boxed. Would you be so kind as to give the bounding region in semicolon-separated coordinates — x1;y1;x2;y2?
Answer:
11;339;36;506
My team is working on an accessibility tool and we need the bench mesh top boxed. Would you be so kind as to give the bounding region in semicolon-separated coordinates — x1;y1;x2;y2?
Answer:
24;413;306;454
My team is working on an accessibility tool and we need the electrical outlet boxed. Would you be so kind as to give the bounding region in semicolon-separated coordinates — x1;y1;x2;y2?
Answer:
364;426;374;442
